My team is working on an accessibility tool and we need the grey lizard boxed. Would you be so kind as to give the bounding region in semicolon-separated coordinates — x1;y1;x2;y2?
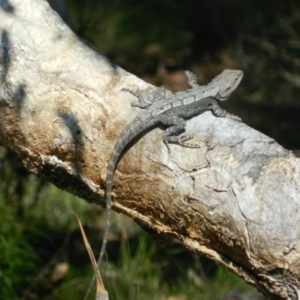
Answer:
97;69;243;264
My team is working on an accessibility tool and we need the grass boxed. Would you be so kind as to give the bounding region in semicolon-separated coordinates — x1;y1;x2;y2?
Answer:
0;167;261;299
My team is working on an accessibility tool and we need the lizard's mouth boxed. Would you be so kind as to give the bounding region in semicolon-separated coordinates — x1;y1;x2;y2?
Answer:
218;91;231;101
219;95;228;101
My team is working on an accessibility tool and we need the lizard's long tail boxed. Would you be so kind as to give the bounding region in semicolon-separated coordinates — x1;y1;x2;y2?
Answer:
97;117;153;265
97;141;124;266
86;156;115;300
97;155;116;265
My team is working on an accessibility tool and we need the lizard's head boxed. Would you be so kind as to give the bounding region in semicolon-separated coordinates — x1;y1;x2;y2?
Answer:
210;69;243;101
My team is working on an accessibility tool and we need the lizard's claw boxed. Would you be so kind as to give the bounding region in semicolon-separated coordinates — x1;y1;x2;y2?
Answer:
163;139;171;154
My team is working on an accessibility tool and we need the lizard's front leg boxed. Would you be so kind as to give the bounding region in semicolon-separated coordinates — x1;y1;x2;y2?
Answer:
211;102;241;121
121;88;150;108
122;87;170;109
162;115;200;152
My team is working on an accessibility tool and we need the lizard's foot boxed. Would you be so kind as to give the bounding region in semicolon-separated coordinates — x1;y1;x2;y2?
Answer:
177;134;201;148
121;88;144;107
121;87;137;95
211;104;242;122
163;134;200;152
225;113;242;122
211;103;242;122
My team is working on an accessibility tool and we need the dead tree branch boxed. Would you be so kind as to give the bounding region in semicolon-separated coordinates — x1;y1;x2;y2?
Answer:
1;1;300;298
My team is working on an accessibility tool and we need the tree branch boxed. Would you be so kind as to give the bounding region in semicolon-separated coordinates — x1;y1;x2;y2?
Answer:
1;1;300;298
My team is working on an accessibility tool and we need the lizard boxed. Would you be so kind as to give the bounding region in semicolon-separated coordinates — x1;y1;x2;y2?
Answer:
97;69;243;264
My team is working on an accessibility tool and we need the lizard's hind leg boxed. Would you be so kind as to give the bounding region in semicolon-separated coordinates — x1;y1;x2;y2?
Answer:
162;116;200;152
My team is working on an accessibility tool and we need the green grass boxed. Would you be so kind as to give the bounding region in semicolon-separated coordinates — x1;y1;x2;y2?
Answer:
0;139;264;300
0;171;260;299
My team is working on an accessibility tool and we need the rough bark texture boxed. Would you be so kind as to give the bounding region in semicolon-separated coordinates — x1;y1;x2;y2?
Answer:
1;1;300;299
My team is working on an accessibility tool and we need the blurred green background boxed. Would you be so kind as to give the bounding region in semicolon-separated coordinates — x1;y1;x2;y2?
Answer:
2;0;300;298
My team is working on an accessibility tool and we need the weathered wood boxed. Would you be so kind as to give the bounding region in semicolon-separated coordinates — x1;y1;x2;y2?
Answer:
1;1;300;298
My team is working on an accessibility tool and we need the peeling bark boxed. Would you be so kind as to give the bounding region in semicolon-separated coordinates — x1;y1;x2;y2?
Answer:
1;1;300;299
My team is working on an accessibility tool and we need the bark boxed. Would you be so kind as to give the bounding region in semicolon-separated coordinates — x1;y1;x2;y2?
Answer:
1;1;300;299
